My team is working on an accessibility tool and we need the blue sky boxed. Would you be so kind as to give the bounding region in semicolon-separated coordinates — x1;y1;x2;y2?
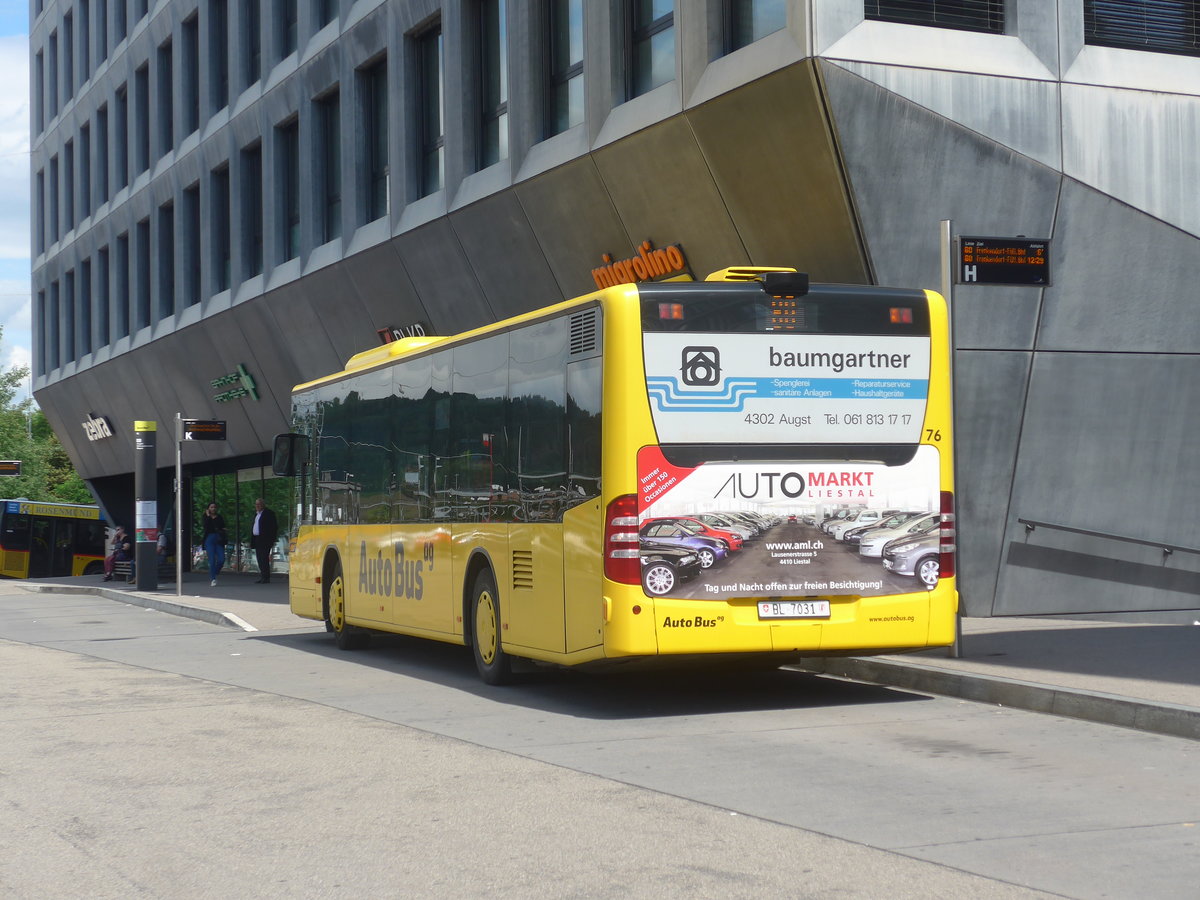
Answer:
0;3;30;400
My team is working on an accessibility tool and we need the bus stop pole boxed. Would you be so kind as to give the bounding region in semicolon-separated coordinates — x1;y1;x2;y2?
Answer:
175;414;183;597
941;219;962;659
133;421;158;592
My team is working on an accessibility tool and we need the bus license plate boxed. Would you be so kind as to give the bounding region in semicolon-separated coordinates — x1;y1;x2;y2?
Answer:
758;600;830;620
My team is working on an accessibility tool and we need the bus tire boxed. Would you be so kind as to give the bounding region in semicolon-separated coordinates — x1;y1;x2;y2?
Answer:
325;560;368;650
470;569;512;685
916;555;940;589
84;561;104;577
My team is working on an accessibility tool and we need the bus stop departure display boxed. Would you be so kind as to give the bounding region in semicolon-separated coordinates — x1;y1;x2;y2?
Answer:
958;237;1050;285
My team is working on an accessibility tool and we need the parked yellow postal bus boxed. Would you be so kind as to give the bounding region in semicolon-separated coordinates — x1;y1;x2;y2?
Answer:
273;267;957;683
0;500;108;579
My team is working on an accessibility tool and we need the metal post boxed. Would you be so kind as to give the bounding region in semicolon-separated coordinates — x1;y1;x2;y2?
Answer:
175;414;183;597
940;219;962;659
133;421;158;592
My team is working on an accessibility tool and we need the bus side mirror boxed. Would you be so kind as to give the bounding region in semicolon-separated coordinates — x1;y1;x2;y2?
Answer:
272;433;310;476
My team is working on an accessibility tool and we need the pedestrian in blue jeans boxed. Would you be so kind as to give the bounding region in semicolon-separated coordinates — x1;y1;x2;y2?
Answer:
201;502;227;586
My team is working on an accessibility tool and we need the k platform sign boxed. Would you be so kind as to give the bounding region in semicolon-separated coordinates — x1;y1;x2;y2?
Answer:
182;419;227;441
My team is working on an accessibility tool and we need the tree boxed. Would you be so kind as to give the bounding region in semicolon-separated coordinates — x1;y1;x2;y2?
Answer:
0;328;96;504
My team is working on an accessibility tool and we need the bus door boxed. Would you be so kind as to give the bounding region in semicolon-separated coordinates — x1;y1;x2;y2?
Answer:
28;517;58;578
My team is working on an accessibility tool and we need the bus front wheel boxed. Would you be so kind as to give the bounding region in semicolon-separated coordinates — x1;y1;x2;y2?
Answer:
471;570;512;685
326;561;367;650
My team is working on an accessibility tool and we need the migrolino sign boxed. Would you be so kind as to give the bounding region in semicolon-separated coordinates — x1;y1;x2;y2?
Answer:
591;240;690;289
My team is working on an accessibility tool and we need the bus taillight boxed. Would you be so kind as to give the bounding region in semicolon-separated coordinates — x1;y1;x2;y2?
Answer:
604;494;641;585
939;491;956;580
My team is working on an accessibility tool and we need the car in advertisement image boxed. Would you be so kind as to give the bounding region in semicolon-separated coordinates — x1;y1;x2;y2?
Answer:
638;521;729;569
639;541;703;596
828;509;903;541
694;513;756;541
881;532;941;588
841;511;924;547
642;516;744;551
859;512;940;558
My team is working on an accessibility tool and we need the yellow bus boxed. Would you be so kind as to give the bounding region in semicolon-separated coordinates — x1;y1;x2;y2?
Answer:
273;267;957;683
0;500;108;578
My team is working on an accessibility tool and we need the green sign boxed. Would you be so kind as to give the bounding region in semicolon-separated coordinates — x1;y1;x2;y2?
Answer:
211;364;259;402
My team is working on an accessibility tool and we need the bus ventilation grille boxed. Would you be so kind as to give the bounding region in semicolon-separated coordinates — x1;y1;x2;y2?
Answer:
570;310;598;355
511;550;534;591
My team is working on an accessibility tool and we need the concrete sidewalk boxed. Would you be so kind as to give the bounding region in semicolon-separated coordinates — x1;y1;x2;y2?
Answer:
20;572;1200;741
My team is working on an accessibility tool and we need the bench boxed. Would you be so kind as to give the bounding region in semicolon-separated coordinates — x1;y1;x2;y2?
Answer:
110;558;176;582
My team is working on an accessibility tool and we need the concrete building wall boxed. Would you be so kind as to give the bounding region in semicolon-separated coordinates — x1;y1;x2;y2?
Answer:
30;0;1200;617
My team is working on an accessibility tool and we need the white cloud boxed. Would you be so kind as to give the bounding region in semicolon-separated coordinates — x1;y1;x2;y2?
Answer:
0;34;30;261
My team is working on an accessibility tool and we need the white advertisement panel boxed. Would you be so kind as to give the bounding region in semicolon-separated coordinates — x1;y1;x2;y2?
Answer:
643;332;930;444
637;445;941;601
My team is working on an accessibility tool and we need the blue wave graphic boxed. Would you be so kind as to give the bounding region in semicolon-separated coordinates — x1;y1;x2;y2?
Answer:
646;376;928;412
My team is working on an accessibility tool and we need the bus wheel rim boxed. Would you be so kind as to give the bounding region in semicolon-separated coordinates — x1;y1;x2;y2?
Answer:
476;590;498;665
329;575;345;631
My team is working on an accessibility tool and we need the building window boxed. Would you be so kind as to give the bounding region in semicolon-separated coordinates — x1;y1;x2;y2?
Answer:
49;155;59;242
183;183;202;306
478;0;508;168
211;0;229;112
183;15;200;135
136;217;151;329
115;83;129;189
79;259;92;357
64;141;74;232
115;0;126;42
157;40;174;158
277;118;300;260
49;281;60;370
80;0;90;82
279;0;298;60
245;0;262;88
34;50;44;134
416;25;444;197
724;0;786;53
628;0;674;99
135;63;150;174
241;142;263;277
97;0;108;63
317;89;341;243
64;271;75;364
864;1;1004;35
97;246;110;345
48;32;58;119
97;104;110;201
1084;1;1199;56
360;57;389;220
158;201;175;320
80;124;91;220
315;0;336;28
116;232;130;337
545;0;583;137
35;170;45;254
212;164;231;291
135;0;148;21
63;12;74;99
35;291;46;376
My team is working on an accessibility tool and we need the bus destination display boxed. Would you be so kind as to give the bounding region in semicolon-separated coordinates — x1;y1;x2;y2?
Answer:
958;236;1050;286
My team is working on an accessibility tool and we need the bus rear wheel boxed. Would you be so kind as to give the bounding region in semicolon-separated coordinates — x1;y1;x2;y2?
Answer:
326;561;367;650
471;570;512;685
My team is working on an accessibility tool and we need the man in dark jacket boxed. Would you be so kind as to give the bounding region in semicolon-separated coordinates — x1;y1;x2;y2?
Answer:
250;498;279;583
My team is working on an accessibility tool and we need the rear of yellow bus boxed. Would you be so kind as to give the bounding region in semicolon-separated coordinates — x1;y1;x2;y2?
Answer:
598;270;957;662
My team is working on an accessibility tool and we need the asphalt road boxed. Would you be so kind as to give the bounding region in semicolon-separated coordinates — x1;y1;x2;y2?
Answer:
3;586;1197;898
